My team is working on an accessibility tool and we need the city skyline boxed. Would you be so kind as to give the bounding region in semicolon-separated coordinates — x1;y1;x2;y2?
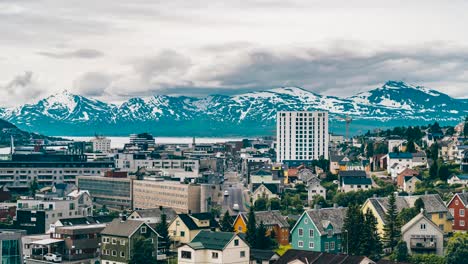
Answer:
1;0;468;107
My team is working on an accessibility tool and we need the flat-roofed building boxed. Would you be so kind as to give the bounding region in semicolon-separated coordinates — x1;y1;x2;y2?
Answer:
133;179;202;213
76;176;133;210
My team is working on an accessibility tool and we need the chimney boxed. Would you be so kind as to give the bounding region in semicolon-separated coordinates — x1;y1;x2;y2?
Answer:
314;204;321;210
333;203;338;208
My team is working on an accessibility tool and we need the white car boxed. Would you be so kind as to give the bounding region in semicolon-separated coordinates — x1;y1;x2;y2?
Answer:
44;253;62;263
233;203;240;211
224;190;229;196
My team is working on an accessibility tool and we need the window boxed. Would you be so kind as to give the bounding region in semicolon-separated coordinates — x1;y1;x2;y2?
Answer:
298;228;303;237
420;223;426;230
120;239;125;245
240;251;246;257
180;231;185;237
455;200;459;205
325;242;329;251
69;203;75;210
309;242;314;248
111;250;117;256
439;224;444;230
304;218;308;224
439;213;444;219
234;239;239;246
460;220;465;226
327;229;333;237
120;251;125;258
212;252;219;259
181;251;192;259
112;238;117;244
141;226;147;233
309;229;314;238
298;241;303;247
460;209;465;216
238;226;243;232
330;242;335;250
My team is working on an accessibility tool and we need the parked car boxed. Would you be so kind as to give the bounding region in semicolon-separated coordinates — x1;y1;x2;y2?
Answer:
233;203;240;211
224;190;229;196
44;253;62;263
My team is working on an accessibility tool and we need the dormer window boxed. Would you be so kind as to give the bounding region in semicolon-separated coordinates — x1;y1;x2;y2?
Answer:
327;229;333;237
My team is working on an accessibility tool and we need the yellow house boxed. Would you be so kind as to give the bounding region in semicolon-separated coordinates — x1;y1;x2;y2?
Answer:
168;213;216;244
233;213;248;233
362;194;453;237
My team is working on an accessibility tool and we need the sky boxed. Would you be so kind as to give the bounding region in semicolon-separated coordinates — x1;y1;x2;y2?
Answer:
1;0;468;107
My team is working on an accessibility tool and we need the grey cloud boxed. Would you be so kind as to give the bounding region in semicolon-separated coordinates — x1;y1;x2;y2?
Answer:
73;72;112;96
37;49;104;59
0;71;44;106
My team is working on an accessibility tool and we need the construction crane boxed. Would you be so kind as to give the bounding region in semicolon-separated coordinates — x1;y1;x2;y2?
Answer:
337;115;353;141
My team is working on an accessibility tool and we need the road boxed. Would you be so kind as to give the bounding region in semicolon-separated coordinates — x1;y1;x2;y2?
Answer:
221;171;248;214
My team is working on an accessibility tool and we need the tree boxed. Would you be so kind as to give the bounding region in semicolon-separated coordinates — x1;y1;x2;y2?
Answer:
437;164;450;181
254;197;268;211
464;116;468;140
391;240;409;262
397;207;418;226
220;211;233;232
366;142;374;158
429;161;439;180
428;142;439;161
383;193;401;251
269;198;281;210
155;214;171;252
246;207;257;246
254;221;271;249
343;204;364;255
360;209;383;260
29;178;39;196
129;237;157;264
445;232;468;264
406;140;416;153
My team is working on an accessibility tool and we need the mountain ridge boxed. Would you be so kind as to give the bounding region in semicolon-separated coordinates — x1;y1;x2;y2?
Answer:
1;81;467;136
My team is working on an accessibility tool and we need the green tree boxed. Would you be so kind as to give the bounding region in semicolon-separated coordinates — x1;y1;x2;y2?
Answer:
437;164;450;181
397;207;418;226
155;214;171;252
29;178;39;196
220;211;233;232
429;142;439;161
366;142;374;158
429;161;439;180
254;197;268;211
445;232;468;264
254;221;271;249
464;116;468;140
383;193;401;251
359;209;383;260
269;198;281;210
406;140;416;153
391;240;409;262
129;237;157;264
343;204;364;255
246;207;257;246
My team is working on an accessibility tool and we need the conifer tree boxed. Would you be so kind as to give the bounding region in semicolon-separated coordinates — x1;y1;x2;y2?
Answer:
360;209;383;260
246;207;257;246
391;240;409;262
383;193;401;251
343;204;364;255
220;211;233;232
155;214;171;252
254;221;271;249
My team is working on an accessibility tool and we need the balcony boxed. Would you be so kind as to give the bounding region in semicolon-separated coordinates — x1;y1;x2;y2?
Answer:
410;238;437;252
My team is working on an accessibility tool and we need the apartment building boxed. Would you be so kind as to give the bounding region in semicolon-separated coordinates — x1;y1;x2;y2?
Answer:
0;154;114;189
76;176;133;210
133;179;202;213
276;111;329;162
91;136;112;153
14;190;93;234
115;154;199;178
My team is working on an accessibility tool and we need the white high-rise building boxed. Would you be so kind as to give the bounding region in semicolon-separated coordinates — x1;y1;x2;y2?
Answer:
276;111;329;162
91;136;111;153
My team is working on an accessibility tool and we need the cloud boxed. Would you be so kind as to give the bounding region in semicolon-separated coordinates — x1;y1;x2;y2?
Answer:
72;72;112;96
0;71;44;106
37;49;104;59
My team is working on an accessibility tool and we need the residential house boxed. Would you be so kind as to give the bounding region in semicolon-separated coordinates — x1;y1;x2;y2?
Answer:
178;230;250;264
100;219;160;264
250;249;280;264
290;207;347;253
338;170;372;193
307;177;326;201
411;152;428;168
396;168;419;189
128;207;177;224
401;211;444;256
403;177;421;194
388;139;406;153
233;210;290;246
387;152;413;179
168;213;218;244
447;174;468;187
274;249;375;264
446;192;468;231
329;155;346;175
362;194;453;236
371;154;387;172
251;183;279;204
297;168;316;182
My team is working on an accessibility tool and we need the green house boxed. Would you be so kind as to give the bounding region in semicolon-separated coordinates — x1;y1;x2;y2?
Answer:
100;219;160;264
290;207;347;253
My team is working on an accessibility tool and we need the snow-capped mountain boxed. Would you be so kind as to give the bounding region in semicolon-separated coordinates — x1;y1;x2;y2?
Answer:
0;81;467;136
